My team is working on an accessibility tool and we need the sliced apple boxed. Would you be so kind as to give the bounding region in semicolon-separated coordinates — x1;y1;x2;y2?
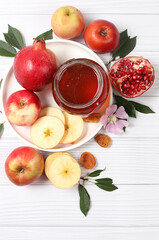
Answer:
47;153;81;189
60;112;84;144
31;116;64;149
39;107;65;124
45;152;71;178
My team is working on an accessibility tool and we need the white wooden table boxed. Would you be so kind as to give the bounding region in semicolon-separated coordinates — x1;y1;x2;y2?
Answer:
0;0;159;239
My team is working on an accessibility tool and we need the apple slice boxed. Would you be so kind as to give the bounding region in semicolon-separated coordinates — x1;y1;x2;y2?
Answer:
31;116;64;149
45;152;71;178
60;112;84;144
39;107;65;124
47;153;81;189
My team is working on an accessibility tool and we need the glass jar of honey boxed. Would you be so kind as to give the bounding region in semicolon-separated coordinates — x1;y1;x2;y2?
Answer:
52;58;110;115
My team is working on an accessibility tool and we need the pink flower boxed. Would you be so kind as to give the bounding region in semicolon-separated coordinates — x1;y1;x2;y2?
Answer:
101;105;129;134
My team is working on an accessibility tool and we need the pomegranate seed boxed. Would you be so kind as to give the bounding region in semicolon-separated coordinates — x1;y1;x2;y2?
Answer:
129;89;134;95
141;86;146;90
144;76;148;80
135;83;139;88
148;70;152;74
129;77;133;82
137;70;141;74
137;86;141;92
132;81;136;85
133;75;137;80
136;75;141;80
131;85;135;90
127;82;130;88
149;76;153;81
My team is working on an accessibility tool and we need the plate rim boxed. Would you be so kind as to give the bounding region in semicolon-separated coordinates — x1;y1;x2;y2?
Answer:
1;39;112;152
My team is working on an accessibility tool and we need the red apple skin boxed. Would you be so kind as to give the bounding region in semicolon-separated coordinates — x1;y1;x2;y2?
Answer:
51;6;85;39
5;90;41;126
84;19;120;53
5;146;44;186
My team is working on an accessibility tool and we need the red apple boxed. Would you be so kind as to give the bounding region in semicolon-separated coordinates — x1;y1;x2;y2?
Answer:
51;6;85;39
5;90;41;126
84;19;120;53
5;146;44;186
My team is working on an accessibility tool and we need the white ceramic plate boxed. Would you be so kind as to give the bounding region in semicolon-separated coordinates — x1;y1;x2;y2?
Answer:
1;39;112;152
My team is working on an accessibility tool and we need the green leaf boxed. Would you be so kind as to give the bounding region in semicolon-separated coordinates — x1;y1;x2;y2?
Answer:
0;79;3;88
88;168;106;177
4;25;25;50
0;122;5;137
0;40;17;57
112;29;137;59
95;178;113;184
78;184;90;216
96;182;118;192
35;29;53;41
129;101;155;114
114;95;136;118
112;30;129;58
118;37;137;58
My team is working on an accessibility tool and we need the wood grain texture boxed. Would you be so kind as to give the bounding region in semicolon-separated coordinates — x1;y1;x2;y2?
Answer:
0;14;159;52
1;227;159;240
0;0;159;14
0;185;159;227
0;0;159;239
0;136;159;185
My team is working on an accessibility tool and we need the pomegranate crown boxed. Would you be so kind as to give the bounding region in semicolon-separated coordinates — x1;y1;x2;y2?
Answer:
33;38;46;50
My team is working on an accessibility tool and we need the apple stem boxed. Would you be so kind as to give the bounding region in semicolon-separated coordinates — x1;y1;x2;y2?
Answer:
19;100;25;108
16;167;25;173
101;30;107;37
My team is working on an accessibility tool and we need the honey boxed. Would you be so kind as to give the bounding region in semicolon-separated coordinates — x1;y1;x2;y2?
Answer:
52;58;110;115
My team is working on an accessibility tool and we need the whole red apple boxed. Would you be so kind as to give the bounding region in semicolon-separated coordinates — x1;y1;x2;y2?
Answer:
13;39;58;92
5;146;44;186
51;6;85;39
5;90;41;126
84;19;120;53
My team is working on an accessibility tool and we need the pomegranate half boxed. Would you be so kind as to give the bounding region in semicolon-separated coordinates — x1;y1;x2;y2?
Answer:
109;56;154;98
13;39;58;92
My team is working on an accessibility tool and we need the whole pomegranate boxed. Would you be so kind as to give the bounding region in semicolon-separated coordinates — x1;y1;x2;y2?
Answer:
109;56;154;98
13;39;58;92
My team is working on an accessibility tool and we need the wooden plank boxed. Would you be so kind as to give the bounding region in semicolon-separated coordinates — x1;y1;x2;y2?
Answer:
0;0;159;14
0;185;159;227
0;136;159;185
0;14;159;52
1;227;159;240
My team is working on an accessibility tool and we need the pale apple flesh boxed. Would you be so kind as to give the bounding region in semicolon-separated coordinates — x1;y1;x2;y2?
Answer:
39;107;65;124
60;112;84;144
31;116;65;149
45;152;81;189
5;90;41;126
5;146;44;186
45;152;71;178
51;6;85;39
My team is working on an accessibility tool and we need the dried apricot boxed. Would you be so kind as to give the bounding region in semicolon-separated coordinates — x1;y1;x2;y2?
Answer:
95;134;111;148
83;113;102;123
80;152;96;169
